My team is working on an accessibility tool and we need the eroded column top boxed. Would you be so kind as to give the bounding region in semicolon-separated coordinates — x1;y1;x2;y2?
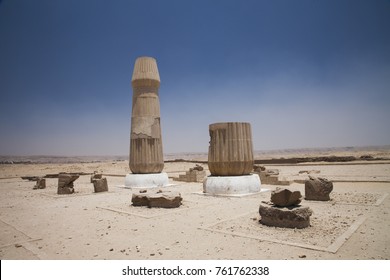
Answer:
131;56;160;86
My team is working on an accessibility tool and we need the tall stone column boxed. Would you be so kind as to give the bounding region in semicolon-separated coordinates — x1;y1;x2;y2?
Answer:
125;57;169;188
130;56;164;174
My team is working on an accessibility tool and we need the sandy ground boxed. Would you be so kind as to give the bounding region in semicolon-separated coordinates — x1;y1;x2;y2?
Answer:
0;157;389;260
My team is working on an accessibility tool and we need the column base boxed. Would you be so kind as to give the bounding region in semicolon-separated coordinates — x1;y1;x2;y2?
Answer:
203;174;261;196
125;172;169;189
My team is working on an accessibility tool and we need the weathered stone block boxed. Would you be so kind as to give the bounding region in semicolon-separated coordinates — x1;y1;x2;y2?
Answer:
57;186;74;194
131;190;182;208
93;178;108;193
259;203;312;229
271;187;302;207
90;172;103;183
33;178;46;190
305;176;333;201
57;174;79;194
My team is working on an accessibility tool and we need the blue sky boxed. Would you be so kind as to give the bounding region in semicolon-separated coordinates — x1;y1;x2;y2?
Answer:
0;0;389;156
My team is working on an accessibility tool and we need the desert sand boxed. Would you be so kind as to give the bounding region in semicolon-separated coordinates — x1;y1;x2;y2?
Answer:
0;148;389;260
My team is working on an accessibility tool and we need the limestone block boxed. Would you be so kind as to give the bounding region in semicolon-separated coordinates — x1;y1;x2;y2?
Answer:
93;178;108;193
259;203;312;229
271;187;302;207
33;178;46;190
256;170;291;186
305;176;333;201
131;190;182;208
90;172;103;183
57;174;79;194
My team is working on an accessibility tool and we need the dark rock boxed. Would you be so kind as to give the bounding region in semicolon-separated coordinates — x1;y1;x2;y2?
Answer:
270;187;302;207
93;178;108;193
57;186;74;195
259;203;312;229
192;164;204;171
90;172;103;183
131;194;149;206
298;170;320;174
253;165;266;172
33;178;46;190
57;174;79;194
266;169;279;176
305;176;333;201
132;190;182;208
21;176;40;181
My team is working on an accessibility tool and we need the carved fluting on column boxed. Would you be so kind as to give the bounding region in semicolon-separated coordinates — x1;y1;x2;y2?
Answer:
129;57;164;174
208;122;254;176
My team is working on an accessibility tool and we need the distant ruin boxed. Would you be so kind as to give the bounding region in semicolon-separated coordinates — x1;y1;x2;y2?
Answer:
174;165;206;183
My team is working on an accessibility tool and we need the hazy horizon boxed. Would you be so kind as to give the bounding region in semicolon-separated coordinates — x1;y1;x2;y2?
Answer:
1;0;389;156
1;144;389;158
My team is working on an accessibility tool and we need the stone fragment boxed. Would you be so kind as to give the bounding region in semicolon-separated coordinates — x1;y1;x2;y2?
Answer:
176;168;206;183
90;172;103;183
259;203;312;229
270;187;302;207
253;166;291;185
305;176;333;201
93;178;108;193
298;170;320;174
191;164;204;171
131;190;182;208
22;176;40;181
33;178;46;190
57;174;79;194
253;165;266;172
132;193;150;206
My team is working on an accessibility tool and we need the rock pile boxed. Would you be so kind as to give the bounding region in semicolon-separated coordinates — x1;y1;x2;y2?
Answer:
259;187;312;229
132;189;182;208
305;176;333;201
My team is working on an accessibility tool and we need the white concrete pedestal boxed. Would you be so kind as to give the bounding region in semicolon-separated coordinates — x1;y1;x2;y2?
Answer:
125;172;169;189
203;174;261;196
